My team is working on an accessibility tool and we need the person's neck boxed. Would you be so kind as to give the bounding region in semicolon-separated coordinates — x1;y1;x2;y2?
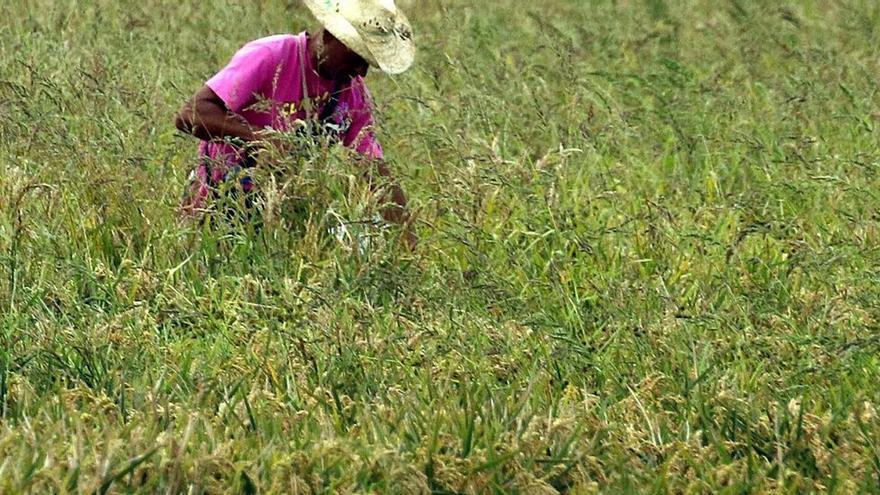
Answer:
307;30;323;75
306;30;348;86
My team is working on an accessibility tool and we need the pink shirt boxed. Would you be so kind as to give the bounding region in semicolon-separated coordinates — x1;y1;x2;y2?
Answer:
199;32;383;181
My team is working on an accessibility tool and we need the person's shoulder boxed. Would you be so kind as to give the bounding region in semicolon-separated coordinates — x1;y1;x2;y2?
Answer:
231;33;303;69
348;76;372;97
241;33;303;54
347;76;375;106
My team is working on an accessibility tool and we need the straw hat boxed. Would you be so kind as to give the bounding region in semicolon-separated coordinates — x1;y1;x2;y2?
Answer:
303;0;415;75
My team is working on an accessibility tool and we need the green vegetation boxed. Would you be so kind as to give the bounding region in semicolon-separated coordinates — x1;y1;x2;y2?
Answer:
2;0;880;492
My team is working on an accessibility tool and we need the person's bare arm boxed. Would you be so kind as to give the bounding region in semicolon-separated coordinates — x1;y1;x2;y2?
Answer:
363;159;417;249
373;161;408;222
175;85;260;143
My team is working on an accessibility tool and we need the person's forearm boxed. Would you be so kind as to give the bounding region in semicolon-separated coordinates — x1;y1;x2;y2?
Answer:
382;183;409;224
178;103;259;143
176;85;264;144
367;160;409;224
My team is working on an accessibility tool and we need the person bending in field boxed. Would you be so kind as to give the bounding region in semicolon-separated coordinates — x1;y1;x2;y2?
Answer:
175;0;416;247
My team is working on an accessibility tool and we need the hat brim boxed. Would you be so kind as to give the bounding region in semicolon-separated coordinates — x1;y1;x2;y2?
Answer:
303;0;415;75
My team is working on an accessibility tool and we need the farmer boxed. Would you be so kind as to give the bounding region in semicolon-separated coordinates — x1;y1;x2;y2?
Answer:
175;0;416;247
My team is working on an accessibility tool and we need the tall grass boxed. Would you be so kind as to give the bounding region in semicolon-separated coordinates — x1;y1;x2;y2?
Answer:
2;0;880;492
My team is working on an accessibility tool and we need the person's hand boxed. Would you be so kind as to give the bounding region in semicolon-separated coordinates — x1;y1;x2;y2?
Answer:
250;130;291;166
380;202;417;251
401;225;418;251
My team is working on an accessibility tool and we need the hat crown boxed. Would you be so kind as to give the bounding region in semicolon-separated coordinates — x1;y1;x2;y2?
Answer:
338;0;398;34
334;0;395;17
377;0;396;11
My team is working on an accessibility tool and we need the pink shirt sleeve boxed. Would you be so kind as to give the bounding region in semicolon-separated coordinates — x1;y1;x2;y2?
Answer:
342;78;384;160
206;40;280;113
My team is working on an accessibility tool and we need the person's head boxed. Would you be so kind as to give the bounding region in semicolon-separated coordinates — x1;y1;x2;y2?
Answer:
313;28;370;81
